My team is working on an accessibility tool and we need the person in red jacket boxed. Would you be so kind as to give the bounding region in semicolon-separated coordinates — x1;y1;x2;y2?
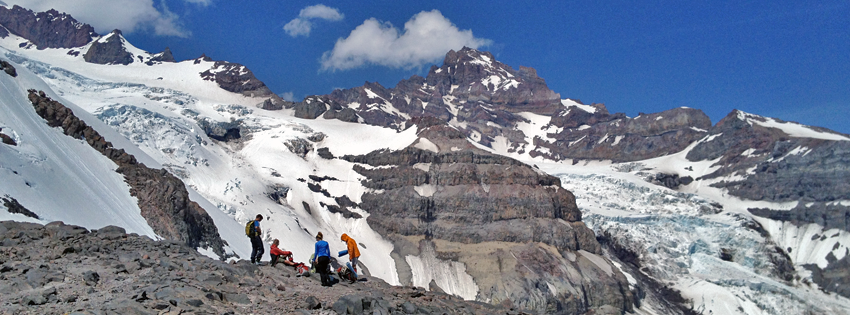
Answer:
340;233;361;273
269;239;295;267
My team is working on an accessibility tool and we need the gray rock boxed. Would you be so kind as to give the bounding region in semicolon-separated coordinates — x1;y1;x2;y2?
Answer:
83;270;100;286
223;292;251;305
333;294;365;314
305;295;322;309
402;301;417;314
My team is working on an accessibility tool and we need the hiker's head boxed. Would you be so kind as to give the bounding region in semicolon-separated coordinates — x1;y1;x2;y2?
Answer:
272;239;279;246
316;232;323;241
255;214;263;221
341;233;348;242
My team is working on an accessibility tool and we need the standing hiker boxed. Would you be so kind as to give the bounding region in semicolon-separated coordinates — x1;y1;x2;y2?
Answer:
339;233;361;273
313;232;331;286
247;214;264;265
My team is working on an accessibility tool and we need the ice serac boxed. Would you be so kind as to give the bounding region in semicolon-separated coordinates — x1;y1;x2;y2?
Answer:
340;118;635;314
687;109;850;297
25;90;229;258
84;30;134;65
0;5;96;49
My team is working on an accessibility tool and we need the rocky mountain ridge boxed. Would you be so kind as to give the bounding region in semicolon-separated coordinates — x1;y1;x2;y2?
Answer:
288;47;713;164
0;5;284;108
0;5;95;49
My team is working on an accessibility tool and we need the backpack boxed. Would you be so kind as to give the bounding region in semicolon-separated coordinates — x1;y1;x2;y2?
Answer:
245;220;256;237
336;265;357;282
296;263;309;274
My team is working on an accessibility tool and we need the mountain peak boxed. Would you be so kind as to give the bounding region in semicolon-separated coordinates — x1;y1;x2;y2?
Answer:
0;4;96;49
83;29;134;65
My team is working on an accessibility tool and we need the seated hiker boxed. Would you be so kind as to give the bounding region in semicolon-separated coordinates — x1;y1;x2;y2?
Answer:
269;239;297;267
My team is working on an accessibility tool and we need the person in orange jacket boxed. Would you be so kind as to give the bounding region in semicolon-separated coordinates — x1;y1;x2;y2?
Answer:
340;233;360;273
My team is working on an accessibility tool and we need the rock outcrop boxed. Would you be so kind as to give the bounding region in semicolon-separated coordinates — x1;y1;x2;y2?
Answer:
145;47;175;65
692;111;850;203
332;119;635;314
26;90;229;258
0;59;16;77
0;220;524;314
2;195;37;219
198;58;286;108
0;5;96;49
83;29;134;65
536;107;711;162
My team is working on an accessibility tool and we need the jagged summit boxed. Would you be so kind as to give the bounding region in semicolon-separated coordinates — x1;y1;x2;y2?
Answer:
428;47;562;111
289;47;714;163
0;5;96;49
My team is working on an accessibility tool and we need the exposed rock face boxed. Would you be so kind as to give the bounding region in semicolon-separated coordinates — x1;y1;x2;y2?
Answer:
0;59;16;77
195;57;287;109
2;195;38;219
26;90;228;258
649;173;693;190
145;47;175;65
689;110;850;203
0;5;96;49
692;110;850;237
806;253;850;298
0;127;15;146
337;121;635;314
83;30;134;65
0;220;523;314
536;107;711;162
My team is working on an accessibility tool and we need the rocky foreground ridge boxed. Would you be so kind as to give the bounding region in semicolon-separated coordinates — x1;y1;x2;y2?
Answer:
0;220;524;315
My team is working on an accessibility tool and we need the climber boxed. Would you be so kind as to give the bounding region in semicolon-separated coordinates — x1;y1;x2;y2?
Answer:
313;232;332;286
339;233;361;274
269;239;297;267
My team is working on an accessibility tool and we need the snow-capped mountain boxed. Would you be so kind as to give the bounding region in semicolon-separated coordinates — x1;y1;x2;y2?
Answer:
2;5;849;314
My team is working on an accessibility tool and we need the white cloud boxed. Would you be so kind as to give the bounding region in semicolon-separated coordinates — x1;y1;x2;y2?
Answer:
320;10;491;71
280;91;297;102
283;18;312;37
5;0;207;37
182;0;211;6
284;4;343;37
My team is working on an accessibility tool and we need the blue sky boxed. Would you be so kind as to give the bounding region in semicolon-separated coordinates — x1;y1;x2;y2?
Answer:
10;0;850;133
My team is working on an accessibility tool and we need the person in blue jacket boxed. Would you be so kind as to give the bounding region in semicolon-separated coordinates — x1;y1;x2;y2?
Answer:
312;232;332;286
